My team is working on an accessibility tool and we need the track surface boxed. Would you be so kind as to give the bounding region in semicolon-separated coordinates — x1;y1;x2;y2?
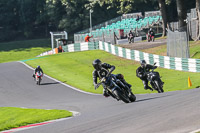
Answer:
119;39;167;50
0;62;200;133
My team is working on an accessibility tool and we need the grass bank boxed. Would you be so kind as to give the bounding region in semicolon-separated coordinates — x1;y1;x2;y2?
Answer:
142;40;200;59
0;107;72;131
25;50;200;94
0;39;51;63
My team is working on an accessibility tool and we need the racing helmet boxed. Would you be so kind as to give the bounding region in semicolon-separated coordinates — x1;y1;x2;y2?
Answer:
140;60;146;68
92;59;102;70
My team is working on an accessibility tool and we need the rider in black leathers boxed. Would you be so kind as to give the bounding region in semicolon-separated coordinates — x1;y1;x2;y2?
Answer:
33;66;43;78
148;28;155;36
92;59;132;97
136;60;157;91
128;30;134;43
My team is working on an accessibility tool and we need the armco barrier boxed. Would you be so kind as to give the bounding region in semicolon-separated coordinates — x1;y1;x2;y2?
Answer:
37;49;56;57
37;42;98;57
62;42;99;52
99;41;200;72
38;41;200;72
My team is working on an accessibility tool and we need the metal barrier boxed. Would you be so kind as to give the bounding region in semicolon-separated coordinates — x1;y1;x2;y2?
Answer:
167;29;190;58
145;11;161;17
99;41;200;72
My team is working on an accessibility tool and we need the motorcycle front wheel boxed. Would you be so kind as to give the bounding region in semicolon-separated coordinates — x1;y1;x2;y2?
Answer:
155;80;164;93
38;78;41;85
129;92;136;102
113;89;130;103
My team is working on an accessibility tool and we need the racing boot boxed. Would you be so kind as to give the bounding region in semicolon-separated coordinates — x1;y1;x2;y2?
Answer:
103;89;110;97
147;86;153;91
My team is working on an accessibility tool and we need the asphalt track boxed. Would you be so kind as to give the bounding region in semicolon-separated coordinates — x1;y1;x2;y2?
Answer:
0;62;200;133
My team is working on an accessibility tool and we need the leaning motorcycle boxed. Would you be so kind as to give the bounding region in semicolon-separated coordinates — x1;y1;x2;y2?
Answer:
35;71;43;85
96;74;136;103
146;63;164;93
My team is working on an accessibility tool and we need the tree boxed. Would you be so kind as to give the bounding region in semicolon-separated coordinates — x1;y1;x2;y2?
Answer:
176;0;187;31
196;0;200;40
158;0;168;36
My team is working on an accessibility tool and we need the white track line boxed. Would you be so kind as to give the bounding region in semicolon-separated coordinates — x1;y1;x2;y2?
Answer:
190;128;200;133
18;61;100;96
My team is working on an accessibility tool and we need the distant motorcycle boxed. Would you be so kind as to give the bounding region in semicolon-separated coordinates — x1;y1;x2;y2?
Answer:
146;63;164;93
35;71;43;85
128;34;134;43
96;74;136;103
146;34;155;42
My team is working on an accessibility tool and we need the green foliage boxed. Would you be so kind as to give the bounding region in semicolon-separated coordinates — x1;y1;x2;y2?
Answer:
0;107;72;131
0;0;196;42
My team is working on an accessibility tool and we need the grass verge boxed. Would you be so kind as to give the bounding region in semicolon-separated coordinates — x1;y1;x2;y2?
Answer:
25;50;200;94
0;107;72;131
0;39;51;63
141;40;200;59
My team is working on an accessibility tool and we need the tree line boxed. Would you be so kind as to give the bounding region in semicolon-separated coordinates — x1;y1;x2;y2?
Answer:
0;0;196;42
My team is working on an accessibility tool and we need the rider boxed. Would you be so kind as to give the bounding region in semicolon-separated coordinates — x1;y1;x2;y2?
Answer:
92;59;132;97
148;28;155;39
128;30;134;43
33;66;43;79
136;60;157;91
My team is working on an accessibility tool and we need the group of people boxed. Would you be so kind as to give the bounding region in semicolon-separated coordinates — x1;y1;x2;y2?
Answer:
92;59;158;97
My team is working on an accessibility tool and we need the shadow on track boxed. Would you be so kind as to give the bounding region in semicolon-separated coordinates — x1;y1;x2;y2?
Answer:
135;95;171;103
40;82;60;85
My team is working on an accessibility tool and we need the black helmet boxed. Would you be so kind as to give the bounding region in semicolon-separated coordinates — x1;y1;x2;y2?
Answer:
92;59;102;70
37;66;40;69
140;60;146;68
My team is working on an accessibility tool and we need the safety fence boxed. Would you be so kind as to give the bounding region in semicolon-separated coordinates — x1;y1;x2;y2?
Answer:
37;42;99;57
38;41;200;72
61;42;99;52
98;41;200;72
37;49;56;57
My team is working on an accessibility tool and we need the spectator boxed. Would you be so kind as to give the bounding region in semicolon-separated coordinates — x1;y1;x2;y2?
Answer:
136;15;140;21
84;34;93;42
58;45;63;53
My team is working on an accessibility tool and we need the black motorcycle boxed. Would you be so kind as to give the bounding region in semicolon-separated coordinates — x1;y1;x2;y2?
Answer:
96;74;136;103
146;63;164;93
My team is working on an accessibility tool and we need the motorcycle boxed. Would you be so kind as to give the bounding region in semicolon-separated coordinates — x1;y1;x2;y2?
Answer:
146;33;155;42
35;71;43;85
96;74;136;103
146;63;164;93
128;34;134;43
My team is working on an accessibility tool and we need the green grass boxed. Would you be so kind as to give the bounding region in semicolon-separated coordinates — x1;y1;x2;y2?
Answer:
141;40;200;59
0;39;51;63
0;107;72;131
25;50;200;94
